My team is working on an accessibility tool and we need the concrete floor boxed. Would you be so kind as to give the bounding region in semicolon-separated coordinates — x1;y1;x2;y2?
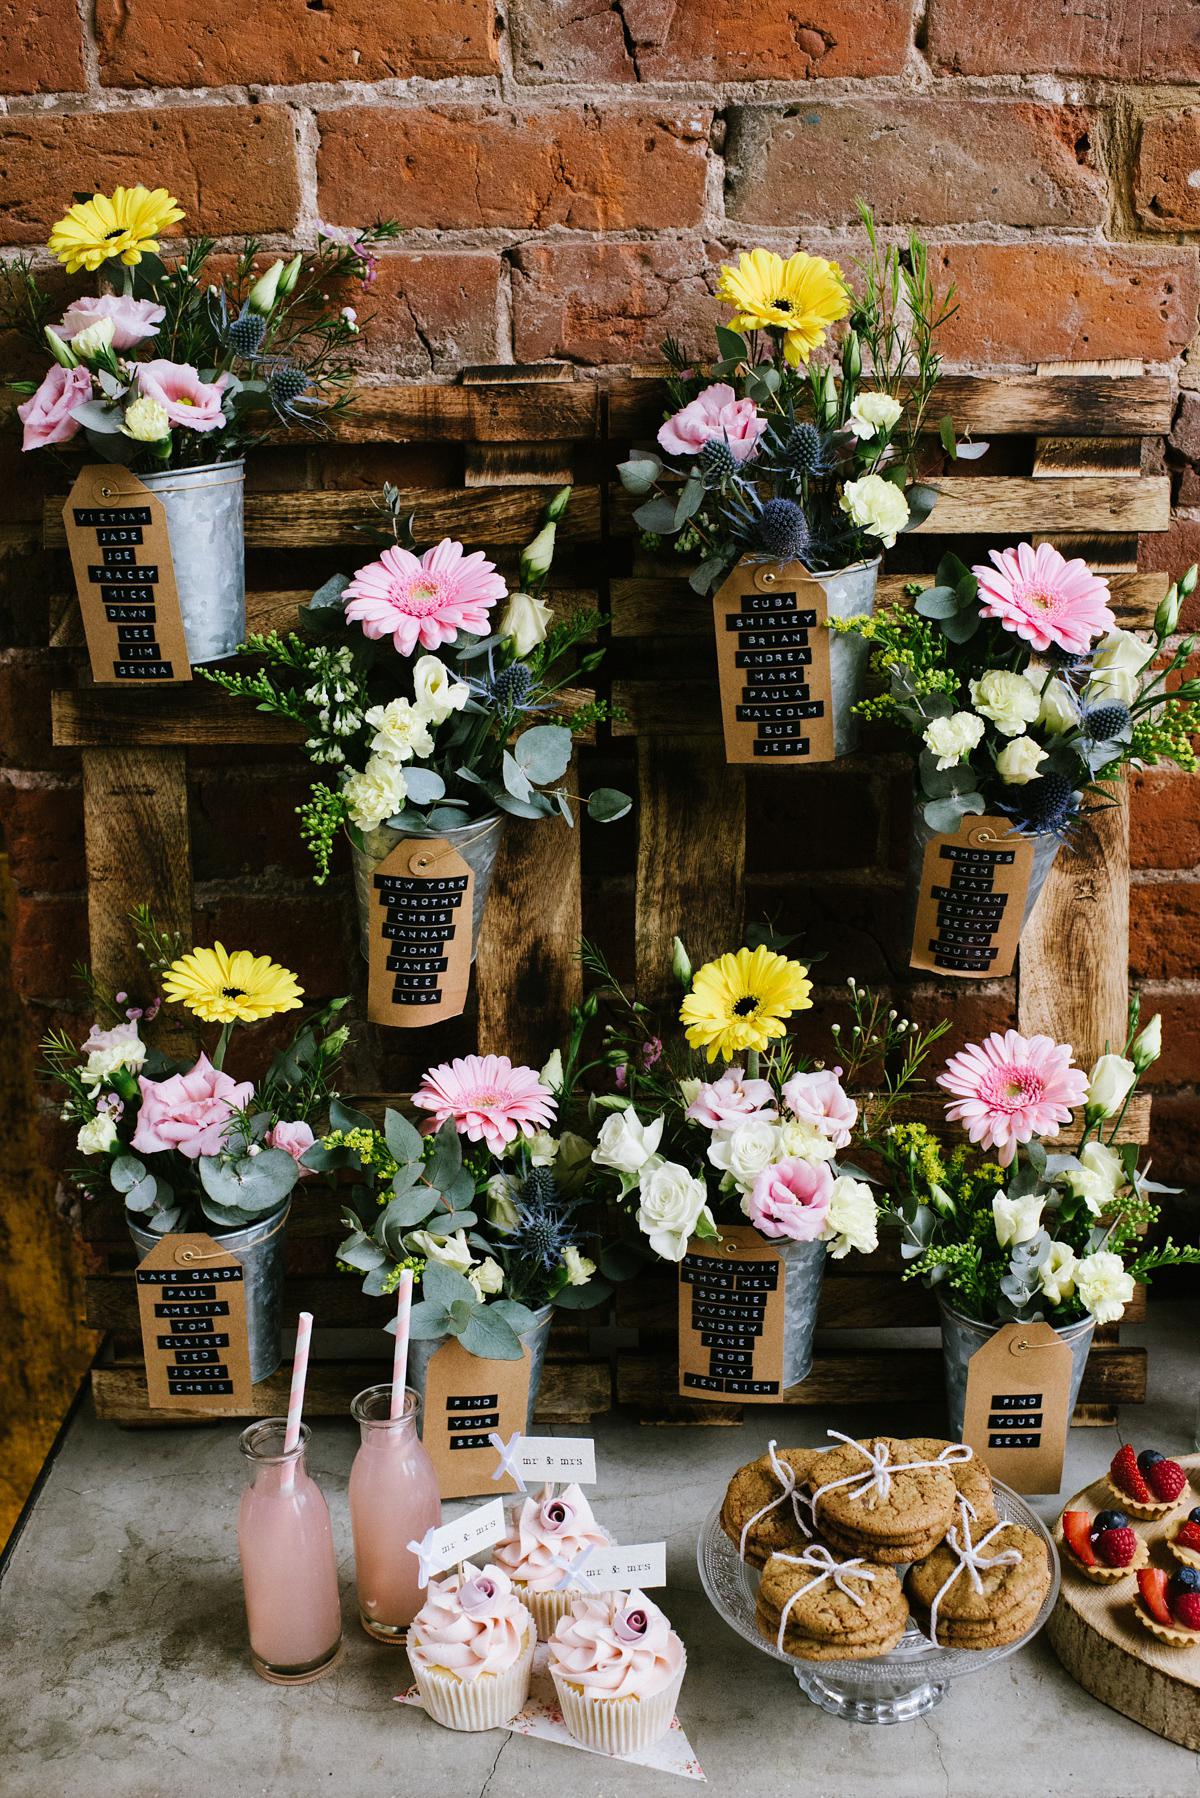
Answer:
2;1303;1199;1798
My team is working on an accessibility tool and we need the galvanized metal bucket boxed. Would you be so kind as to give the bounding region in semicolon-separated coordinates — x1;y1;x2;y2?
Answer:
779;1238;828;1388
140;459;245;664
904;800;1063;970
126;1200;291;1384
937;1290;1095;1440
349;812;507;963
406;1302;555;1439
809;556;880;758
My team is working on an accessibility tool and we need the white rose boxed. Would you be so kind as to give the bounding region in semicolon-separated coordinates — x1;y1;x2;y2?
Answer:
838;472;910;548
363;698;434;764
1086;1053;1136;1118
993;1191;1045;1248
636;1161;711;1261
500;591;553;657
1074;1250;1135;1325
412;654;470;726
1022;664;1080;734
485;1174;520;1232
969;669;1041;737
592;1108;664;1175
528;1130;559;1167
924;711;985;770
342;756;409;830
561;1245;596;1286
707;1115;780;1190
822;1176;878;1260
467;1257;505;1300
408;1228;474;1275
777;1117;838;1164
76;1114;119;1155
1037;1241;1077;1305
847;392;903;442
72;316;116;360
1089;630;1153;708
996;736;1049;786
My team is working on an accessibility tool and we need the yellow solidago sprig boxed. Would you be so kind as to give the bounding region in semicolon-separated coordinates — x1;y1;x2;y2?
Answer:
715;248;849;368
48;186;185;274
680;945;812;1063
162;941;304;1026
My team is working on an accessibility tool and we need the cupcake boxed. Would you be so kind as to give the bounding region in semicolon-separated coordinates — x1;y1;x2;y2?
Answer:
548;1588;686;1755
493;1482;613;1641
406;1566;535;1731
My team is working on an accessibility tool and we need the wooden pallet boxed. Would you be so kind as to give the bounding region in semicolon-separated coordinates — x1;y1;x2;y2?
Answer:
46;362;1169;1425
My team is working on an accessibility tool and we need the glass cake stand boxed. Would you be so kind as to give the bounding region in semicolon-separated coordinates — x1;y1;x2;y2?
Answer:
697;1479;1060;1726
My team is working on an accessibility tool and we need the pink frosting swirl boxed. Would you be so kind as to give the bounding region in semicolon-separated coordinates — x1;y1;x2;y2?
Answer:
492;1483;610;1592
407;1566;531;1682
549;1589;685;1699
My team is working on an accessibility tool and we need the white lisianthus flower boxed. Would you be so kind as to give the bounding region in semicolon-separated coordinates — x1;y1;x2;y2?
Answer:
342;755;409;830
678;1077;702;1107
561;1246;596;1286
1022;664;1080;734
121;395;171;442
467;1257;505;1300
528;1130;559;1167
72;316;116;360
412;654;470;725
777;1116;838;1163
924;711;985;770
1089;630;1154;708
996;736;1049;786
707;1115;781;1190
1079;1139;1125;1196
969;669;1041;736
408;1228;475;1274
1063;1166;1111;1217
636;1161;711;1260
500;591;553;657
838;472;910;548
539;1048;563;1091
846;392;903;442
76;1113;119;1155
993;1191;1045;1248
1086;1053;1136;1118
1074;1250;1135;1325
485;1174;520;1232
1037;1241;1077;1305
592;1108;664;1175
1131;1013;1162;1074
363;698;435;764
822;1176;878;1260
80;1021;146;1091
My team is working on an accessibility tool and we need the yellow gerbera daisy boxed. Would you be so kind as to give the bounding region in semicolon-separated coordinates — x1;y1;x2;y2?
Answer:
680;946;812;1063
162;942;304;1025
48;186;185;273
716;248;850;368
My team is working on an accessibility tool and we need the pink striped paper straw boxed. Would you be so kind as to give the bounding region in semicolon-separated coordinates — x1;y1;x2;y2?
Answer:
283;1310;314;1455
390;1270;414;1420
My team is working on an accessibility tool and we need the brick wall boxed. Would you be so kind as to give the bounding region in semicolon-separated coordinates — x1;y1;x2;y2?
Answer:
3;0;1200;1198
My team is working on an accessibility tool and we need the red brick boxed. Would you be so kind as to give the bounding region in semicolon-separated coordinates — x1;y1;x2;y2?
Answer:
512;239;722;366
513;0;911;84
318;106;711;233
726;101;1104;230
933;244;1200;369
927;0;1199;79
0;655;77;772
1145;1093;1200;1186
1131;993;1200;1087
1171;392;1200;462
1130;882;1200;980
0;108;300;246
0;781;84;894
12;892;87;998
1130;769;1200;871
1135;110;1200;232
340;253;502;378
0;0;84;93
905;985;1017;1073
1139;518;1200;626
97;0;496;87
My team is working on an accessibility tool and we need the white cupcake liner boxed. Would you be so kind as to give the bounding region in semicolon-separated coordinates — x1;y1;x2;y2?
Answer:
519;1584;582;1644
550;1658;686;1755
410;1620;535;1732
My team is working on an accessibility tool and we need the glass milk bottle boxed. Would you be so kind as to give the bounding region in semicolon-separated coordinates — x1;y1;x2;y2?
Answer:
349;1384;441;1641
237;1419;343;1683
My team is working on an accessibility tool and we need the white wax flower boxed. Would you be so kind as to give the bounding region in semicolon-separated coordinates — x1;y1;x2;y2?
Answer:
592;1108;664;1175
636;1161;711;1260
822;1176;878;1259
969;669;1041;736
993;1191;1045;1248
924;711;985;770
1074;1250;1135;1325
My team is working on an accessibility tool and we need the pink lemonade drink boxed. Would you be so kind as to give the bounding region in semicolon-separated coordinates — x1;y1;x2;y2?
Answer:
237;1419;343;1682
349;1385;441;1641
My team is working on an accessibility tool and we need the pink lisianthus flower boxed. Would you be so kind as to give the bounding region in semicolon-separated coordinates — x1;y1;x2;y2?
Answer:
17;364;93;451
781;1067;858;1150
130;1053;253;1160
413;1053;557;1156
746;1156;834;1240
657;383;766;464
343;538;507;657
58;294;165;350
686;1066;778;1130
973;542;1115;655
265;1119;316;1174
937;1029;1089;1167
135;361;228;432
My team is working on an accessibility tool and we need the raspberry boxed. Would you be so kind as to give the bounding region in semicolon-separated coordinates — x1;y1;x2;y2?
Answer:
1177;1521;1200;1554
1111;1443;1151;1504
1172;1592;1200;1631
1096;1526;1138;1568
1145;1457;1187;1503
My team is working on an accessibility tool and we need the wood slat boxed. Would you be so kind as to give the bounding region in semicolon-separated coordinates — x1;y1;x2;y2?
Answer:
464;443;574;487
314;378;598;442
635;737;744;1007
1032;437;1142;479
613;683;719;736
54;688;306;748
1035;535;1139;574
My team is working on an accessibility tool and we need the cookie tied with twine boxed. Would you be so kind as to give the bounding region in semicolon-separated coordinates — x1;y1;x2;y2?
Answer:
756;1545;909;1663
720;1441;820;1569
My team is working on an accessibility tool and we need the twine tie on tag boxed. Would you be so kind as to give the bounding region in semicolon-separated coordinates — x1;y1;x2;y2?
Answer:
488;1429;528;1492
738;1438;814;1562
810;1429;973;1517
926;1520;1022;1649
550;1545;600;1593
769;1545;877;1655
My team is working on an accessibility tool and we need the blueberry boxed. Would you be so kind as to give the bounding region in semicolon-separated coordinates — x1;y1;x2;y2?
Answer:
1189;1507;1200;1525
1092;1509;1128;1535
1169;1567;1200;1597
1137;1449;1165;1472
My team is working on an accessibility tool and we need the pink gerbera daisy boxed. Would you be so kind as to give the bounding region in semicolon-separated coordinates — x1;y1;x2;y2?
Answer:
343;538;507;657
412;1054;557;1156
973;542;1115;655
937;1030;1089;1166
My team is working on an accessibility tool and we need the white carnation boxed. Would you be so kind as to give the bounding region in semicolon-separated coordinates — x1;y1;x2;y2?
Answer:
342;756;409;830
924;711;985;770
838;472;910;549
822;1176;878;1259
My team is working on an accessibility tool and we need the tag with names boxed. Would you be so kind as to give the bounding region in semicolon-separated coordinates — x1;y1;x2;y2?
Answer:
501;1436;597;1486
416;1499;507;1585
63;465;192;685
566;1542;667;1592
677;1223;788;1403
367;838;474;1028
960;1320;1074;1494
712;557;835;764
909;815;1036;979
134;1232;254;1412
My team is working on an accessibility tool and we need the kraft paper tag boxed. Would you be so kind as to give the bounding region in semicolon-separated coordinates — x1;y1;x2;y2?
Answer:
712;557;834;764
63;464;192;685
961;1320;1074;1494
909;813;1036;978
134;1231;254;1412
366;837;474;1027
677;1223;788;1402
421;1337;533;1500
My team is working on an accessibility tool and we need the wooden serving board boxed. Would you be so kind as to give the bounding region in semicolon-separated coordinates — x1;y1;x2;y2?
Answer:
1046;1453;1200;1749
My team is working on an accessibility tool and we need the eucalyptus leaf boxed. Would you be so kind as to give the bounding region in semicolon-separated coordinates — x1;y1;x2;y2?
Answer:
198;1148;298;1215
936;552;973;590
902;484;939;530
401;1299;452;1339
513;724;572;785
923;798;966;834
552;1278;612;1309
632;496;681;534
110;1154;147;1194
940;608;981;644
914;586;958;620
421;1259;477;1312
149;1207;183;1235
403;767;446;805
70;399;124;433
378;1188;439;1233
199;1196;262;1230
587;787;632;822
426;1118;464;1193
489;1298;539;1334
384;1108;425;1166
502;749;534;803
459;1308;524;1359
337;1233;388;1272
440;1167;477;1211
673;474;705;530
616;455;662;496
361;1265;392;1297
689;556;731;596
493;790;555;820
715;325;747;360
124;1174;159;1213
428;805;476;829
330;1098;376;1135
299;1141;355;1172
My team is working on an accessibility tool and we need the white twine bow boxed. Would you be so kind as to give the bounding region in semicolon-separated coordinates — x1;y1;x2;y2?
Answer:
810;1430;974;1517
769;1545;878;1655
488;1429;528;1493
407;1524;438;1590
550;1544;601;1593
737;1438;814;1562
926;1519;1023;1648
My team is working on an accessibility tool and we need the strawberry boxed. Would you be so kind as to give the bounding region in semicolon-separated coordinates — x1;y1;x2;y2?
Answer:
1062;1511;1097;1566
1138;1567;1172;1625
1111;1444;1151;1504
1096;1526;1138;1568
1172;1592;1200;1631
1145;1457;1187;1504
1176;1520;1200;1555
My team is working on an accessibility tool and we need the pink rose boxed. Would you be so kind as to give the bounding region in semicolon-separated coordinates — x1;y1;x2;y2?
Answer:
17;364;93;451
781;1068;858;1150
686;1066;777;1130
746;1156;833;1241
58;294;165;351
136;361;228;432
265;1119;316;1174
130;1053;253;1160
657;383;766;465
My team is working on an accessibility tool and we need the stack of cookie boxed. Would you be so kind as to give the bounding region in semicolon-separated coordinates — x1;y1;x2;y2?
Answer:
905;1516;1052;1648
810;1435;995;1566
755;1550;909;1661
720;1445;820;1568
